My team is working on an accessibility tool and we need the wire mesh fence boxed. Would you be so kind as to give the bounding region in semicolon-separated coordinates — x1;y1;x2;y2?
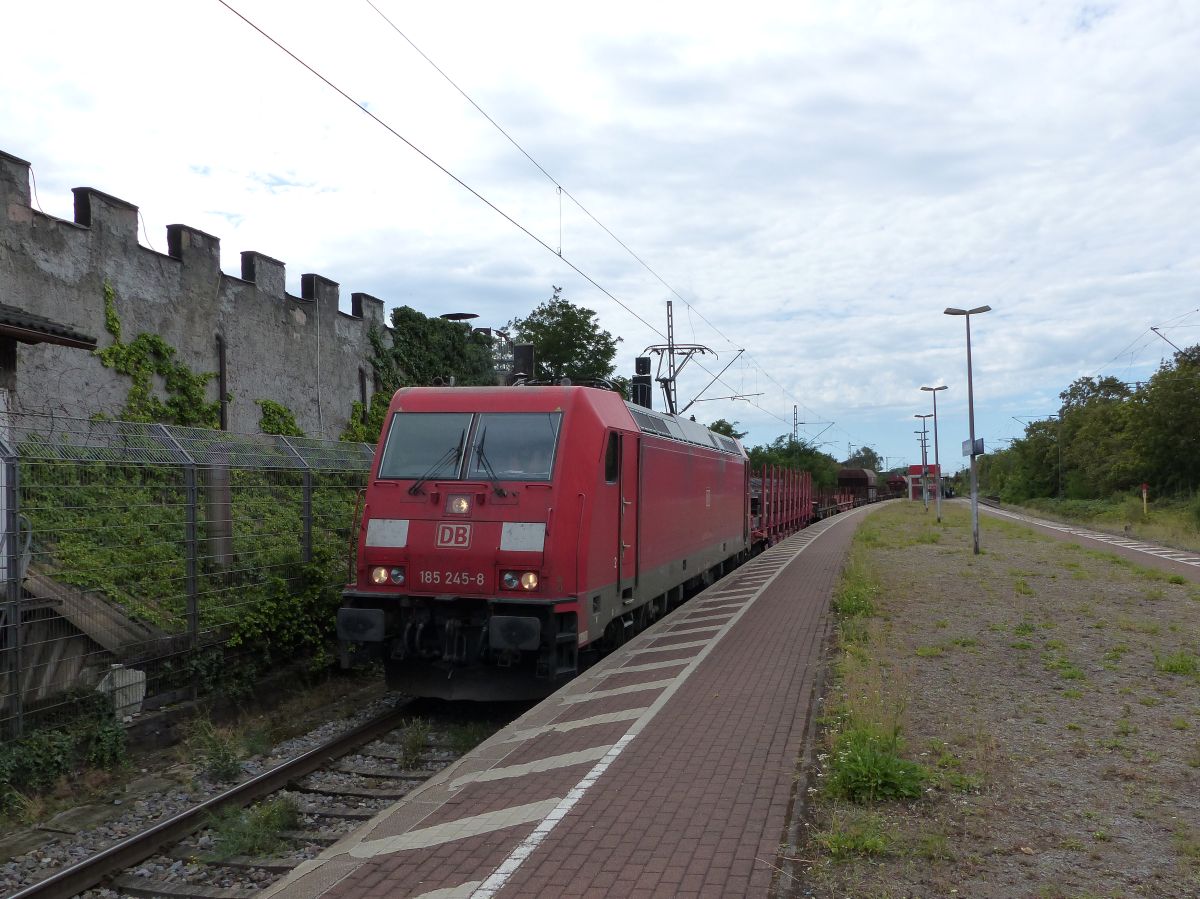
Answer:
0;413;374;739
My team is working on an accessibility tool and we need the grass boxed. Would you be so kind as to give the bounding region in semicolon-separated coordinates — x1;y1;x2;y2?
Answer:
824;727;927;802
446;722;499;755
1154;652;1200;676
205;795;300;860
185;717;244;782
400;718;432;768
813;807;893;859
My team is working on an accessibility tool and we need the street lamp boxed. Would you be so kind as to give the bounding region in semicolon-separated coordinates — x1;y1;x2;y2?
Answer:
944;305;991;554
921;385;948;522
915;415;932;511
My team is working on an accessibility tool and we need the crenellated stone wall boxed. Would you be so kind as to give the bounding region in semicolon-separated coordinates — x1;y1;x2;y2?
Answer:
0;148;392;438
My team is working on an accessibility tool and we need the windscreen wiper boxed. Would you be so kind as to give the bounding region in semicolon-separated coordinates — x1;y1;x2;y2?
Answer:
474;429;508;497
408;433;463;495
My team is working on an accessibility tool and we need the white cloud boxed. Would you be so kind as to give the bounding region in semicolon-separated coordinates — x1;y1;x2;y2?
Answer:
2;0;1199;468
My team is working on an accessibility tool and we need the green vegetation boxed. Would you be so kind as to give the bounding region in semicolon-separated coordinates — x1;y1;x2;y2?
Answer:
255;399;304;437
813;807;893;858
446;721;499;755
400;718;432;769
819;524;929;810
96;282;220;428
0;694;127;817
206;796;300;860
187;716;245;782
504;286;622;385
1154;651;1199;676
976;347;1200;549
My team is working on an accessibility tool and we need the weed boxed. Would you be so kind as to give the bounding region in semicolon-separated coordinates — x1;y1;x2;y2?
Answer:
1046;639;1066;650
813;807;892;859
1063;689;1084;699
446;722;497;755
952;637;978;648
1175;826;1200;866
401;718;431;768
915;646;944;658
1172;718;1191;731
186;717;242;782
1066;723;1082;731
206;795;300;860
1014;578;1035;596
824;728;927;802
1014;621;1036;636
915;832;954;860
1115;720;1138;737
935;619;949;629
1011;641;1033;650
1154;652;1200;676
1092;829;1111;842
1168;575;1187;585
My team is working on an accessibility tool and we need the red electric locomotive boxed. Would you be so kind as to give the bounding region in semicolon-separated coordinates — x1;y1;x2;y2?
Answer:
337;385;754;700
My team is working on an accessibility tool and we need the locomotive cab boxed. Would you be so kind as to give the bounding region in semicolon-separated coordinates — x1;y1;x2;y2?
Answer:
338;386;630;700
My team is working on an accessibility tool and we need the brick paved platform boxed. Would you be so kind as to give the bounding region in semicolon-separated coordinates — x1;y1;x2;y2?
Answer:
267;506;877;899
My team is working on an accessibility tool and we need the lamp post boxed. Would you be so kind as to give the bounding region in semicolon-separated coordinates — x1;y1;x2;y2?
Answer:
944;305;991;554
921;385;948;522
915;415;932;511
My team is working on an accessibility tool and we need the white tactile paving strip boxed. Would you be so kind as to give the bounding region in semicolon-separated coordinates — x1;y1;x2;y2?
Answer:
980;503;1200;567
267;508;868;899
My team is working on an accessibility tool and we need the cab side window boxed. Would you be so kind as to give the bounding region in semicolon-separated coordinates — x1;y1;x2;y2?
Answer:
604;432;619;483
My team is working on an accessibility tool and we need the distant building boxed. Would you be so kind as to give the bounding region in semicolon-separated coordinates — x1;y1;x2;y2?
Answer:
906;463;942;501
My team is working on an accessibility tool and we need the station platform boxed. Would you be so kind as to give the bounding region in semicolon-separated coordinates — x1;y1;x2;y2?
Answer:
268;506;874;899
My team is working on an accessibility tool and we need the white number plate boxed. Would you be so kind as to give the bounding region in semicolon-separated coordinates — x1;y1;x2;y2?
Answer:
417;569;487;588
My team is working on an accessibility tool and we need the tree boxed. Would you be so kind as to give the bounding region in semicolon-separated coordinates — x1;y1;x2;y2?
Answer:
387;306;497;388
843;446;882;471
746;435;840;486
342;308;497;442
708;419;748;440
506;287;621;383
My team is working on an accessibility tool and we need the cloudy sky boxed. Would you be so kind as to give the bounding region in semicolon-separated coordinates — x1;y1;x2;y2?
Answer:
3;0;1198;470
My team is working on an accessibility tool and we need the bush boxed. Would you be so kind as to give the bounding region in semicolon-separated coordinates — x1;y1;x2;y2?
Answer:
825;728;927;803
0;695;127;815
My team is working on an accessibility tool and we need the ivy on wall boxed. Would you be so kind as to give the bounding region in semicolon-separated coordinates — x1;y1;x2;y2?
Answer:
95;282;221;428
255;398;304;437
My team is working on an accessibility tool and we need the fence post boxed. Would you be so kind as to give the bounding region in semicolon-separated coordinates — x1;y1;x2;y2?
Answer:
154;426;199;695
1;437;22;738
278;437;312;564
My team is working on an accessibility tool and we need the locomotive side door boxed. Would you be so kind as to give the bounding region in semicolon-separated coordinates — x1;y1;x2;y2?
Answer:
618;431;639;600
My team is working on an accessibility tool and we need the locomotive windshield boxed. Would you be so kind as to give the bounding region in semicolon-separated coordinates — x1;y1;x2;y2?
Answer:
377;412;471;479
466;412;561;481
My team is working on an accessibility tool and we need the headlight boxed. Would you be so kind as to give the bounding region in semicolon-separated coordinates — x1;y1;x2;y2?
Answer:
502;570;539;591
370;566;389;585
389;567;405;585
447;495;471;515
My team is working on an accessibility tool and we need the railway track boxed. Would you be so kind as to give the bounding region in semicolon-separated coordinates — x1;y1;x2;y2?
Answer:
7;702;515;899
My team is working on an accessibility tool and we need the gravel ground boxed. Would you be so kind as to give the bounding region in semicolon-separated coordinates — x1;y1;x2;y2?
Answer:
791;501;1200;898
0;691;403;896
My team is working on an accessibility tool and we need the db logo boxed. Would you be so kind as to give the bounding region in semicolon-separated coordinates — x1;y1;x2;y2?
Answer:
436;523;472;548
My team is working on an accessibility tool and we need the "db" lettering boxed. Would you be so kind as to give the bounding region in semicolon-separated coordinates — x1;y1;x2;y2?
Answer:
436;523;472;548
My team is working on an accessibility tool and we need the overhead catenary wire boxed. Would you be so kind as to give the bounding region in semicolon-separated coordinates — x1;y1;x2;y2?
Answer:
359;0;842;439
215;1;795;429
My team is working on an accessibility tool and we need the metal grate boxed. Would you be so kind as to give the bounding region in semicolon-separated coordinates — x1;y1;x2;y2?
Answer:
0;413;375;739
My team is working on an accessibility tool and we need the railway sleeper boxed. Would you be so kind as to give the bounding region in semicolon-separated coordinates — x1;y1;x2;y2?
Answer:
292;781;410;800
334;762;439;779
168;845;299;874
278;829;342;846
112;874;259;899
294;802;378;820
